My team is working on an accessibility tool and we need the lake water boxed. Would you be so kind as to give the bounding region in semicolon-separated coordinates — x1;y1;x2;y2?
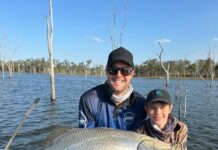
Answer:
0;74;218;150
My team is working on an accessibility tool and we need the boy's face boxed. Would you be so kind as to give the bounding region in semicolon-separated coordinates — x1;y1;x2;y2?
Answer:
145;102;173;129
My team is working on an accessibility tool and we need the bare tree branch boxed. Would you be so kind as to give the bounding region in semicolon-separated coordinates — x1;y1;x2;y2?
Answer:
119;0;128;46
110;0;128;50
157;41;170;86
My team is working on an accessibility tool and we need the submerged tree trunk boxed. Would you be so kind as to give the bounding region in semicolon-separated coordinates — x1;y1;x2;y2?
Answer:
208;50;215;88
7;60;14;78
46;0;56;101
175;80;187;121
1;61;5;78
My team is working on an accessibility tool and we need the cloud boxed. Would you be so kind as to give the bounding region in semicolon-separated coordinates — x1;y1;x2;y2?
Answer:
86;35;104;43
212;38;218;42
155;38;171;44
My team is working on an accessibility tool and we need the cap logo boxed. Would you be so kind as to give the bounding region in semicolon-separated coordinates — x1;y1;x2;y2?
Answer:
155;90;163;96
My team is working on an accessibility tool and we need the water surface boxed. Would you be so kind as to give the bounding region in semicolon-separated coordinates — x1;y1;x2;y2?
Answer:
0;74;217;150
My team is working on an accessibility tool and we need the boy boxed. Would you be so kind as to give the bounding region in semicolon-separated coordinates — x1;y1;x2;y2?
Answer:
136;89;187;147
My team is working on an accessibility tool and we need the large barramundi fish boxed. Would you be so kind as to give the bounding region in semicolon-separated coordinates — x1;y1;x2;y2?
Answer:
44;127;181;150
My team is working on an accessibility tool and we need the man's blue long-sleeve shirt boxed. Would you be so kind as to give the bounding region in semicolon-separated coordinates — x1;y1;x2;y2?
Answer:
79;83;146;131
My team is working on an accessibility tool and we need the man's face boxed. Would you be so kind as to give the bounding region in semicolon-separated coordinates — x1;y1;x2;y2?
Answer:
106;61;134;96
146;102;173;129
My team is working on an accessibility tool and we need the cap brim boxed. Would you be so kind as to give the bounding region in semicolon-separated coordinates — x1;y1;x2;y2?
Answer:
108;59;133;67
146;98;171;105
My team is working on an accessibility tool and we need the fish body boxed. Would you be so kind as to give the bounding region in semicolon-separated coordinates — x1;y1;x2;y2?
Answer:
45;128;180;150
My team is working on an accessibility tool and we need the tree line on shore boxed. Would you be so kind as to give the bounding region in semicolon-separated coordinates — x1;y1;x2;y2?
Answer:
0;57;217;79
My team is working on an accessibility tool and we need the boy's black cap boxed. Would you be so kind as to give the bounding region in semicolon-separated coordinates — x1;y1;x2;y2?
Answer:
145;89;171;105
106;47;134;68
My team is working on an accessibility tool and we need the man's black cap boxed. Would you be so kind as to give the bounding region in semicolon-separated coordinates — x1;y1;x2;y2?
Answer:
145;89;171;105
106;47;134;68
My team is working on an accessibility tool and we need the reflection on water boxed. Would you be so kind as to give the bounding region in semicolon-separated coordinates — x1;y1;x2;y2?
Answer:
0;74;218;150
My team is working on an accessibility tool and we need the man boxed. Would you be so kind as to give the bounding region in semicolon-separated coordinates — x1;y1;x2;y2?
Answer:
79;47;146;131
136;89;188;147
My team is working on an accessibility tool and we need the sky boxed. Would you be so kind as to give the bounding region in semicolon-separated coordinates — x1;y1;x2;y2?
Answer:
1;0;218;66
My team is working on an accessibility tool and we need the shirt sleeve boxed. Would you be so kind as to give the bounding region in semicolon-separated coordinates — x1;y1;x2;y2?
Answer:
176;121;188;146
79;95;95;128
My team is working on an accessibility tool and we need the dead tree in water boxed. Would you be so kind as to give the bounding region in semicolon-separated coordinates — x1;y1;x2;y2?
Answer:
175;80;187;121
6;45;21;78
84;59;92;78
199;49;215;88
157;41;170;86
0;34;7;78
0;34;21;79
208;49;215;88
6;60;14;78
110;0;128;50
46;0;56;101
0;50;5;79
